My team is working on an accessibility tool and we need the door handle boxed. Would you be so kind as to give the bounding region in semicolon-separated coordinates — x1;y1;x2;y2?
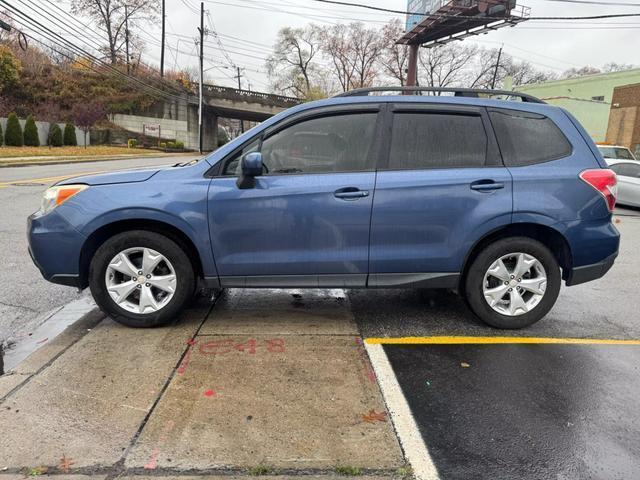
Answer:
334;187;369;200
470;180;504;191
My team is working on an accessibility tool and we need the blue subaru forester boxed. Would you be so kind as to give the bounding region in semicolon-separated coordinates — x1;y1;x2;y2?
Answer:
28;88;619;329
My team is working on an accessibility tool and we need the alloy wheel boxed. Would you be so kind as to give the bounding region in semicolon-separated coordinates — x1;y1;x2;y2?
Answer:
482;252;547;317
105;247;177;314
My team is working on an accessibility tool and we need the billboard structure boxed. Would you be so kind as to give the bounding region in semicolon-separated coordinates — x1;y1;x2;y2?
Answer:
401;0;530;85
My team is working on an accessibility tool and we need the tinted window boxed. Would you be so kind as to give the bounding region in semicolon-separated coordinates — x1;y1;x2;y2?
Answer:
611;163;640;178
489;109;572;166
259;113;377;174
223;139;260;176
388;113;487;170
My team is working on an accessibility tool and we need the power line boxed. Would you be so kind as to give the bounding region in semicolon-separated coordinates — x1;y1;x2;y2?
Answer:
307;0;640;21
0;3;184;101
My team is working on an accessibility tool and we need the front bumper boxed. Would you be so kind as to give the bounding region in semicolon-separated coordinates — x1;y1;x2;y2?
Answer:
566;251;618;286
27;210;86;288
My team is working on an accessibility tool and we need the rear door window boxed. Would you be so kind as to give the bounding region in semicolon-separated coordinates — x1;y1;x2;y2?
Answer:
387;112;488;170
489;109;572;167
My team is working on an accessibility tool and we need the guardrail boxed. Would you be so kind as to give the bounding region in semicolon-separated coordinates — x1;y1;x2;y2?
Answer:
202;84;300;108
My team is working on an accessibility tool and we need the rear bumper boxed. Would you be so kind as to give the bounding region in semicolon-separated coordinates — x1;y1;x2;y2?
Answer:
566;251;617;286
27;210;85;288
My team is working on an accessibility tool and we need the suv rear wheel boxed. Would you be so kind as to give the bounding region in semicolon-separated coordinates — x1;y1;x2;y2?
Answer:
465;237;561;329
89;230;195;328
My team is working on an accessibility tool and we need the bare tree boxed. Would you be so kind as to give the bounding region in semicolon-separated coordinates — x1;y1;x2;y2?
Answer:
418;44;479;88
561;65;601;79
266;25;323;99
378;19;409;86
320;22;381;92
71;0;158;65
468;48;555;88
602;62;635;73
350;23;383;89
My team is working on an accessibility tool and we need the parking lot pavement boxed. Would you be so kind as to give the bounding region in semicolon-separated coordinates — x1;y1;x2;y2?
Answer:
0;290;404;478
375;340;640;480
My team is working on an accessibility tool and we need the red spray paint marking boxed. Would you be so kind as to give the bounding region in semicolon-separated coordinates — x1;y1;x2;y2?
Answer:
204;389;216;397
177;347;193;374
355;336;377;383
198;338;286;356
186;338;197;346
144;420;175;469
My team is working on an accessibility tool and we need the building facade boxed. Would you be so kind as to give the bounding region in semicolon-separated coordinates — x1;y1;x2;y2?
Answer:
606;83;640;156
516;69;640;142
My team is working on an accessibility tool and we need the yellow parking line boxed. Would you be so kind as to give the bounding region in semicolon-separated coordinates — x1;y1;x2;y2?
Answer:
364;336;640;345
0;170;105;187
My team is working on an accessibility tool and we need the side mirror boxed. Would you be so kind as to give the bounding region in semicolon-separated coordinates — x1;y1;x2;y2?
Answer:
237;152;263;189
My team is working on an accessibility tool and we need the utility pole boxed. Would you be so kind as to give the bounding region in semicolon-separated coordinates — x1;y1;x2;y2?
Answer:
124;4;130;75
491;45;503;90
198;1;204;154
160;0;165;77
235;66;245;133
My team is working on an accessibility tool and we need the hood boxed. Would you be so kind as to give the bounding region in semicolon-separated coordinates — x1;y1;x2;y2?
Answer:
58;167;162;186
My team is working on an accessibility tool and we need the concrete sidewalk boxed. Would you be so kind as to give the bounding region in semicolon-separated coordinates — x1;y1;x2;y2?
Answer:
0;290;406;479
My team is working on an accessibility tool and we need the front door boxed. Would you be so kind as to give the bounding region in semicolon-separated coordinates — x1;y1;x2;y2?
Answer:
208;107;381;287
369;103;513;287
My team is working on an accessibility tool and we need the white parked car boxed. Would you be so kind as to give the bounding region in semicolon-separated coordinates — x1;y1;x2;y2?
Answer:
606;159;640;208
598;145;637;161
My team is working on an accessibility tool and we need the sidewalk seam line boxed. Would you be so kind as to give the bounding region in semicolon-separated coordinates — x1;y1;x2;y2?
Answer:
110;297;220;478
364;342;440;480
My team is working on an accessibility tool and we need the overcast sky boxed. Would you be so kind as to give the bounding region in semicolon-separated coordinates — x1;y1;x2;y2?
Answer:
60;0;640;91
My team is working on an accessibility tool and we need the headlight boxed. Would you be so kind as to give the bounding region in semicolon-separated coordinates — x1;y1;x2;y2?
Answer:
39;184;89;215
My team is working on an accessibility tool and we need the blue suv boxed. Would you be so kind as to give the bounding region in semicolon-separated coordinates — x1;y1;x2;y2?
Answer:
28;88;619;329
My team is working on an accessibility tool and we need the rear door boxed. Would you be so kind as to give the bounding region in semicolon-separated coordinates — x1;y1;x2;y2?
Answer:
368;103;512;286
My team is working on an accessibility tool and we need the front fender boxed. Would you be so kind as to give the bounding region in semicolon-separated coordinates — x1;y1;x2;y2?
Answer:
55;178;218;277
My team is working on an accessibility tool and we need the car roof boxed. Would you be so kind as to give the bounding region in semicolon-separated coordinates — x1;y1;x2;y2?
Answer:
288;94;564;117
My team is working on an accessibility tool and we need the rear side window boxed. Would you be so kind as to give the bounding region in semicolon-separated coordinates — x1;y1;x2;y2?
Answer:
489;109;572;166
388;113;487;170
489;110;572;167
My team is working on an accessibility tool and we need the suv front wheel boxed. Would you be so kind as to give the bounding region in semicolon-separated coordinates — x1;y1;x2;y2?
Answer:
89;230;195;328
465;237;561;329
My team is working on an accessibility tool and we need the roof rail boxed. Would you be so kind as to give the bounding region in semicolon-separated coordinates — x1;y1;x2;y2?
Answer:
333;86;545;104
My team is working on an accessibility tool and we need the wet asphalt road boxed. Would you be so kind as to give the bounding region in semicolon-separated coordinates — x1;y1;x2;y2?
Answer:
385;343;640;480
0;155;201;346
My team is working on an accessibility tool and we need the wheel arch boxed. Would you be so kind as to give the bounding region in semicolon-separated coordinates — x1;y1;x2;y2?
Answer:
459;223;573;294
78;219;204;289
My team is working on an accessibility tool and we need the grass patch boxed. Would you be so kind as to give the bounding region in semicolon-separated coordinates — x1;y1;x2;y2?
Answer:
0;146;157;158
335;465;363;476
247;465;274;476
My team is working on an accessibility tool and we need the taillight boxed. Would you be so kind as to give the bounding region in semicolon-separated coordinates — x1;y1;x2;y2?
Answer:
580;169;617;212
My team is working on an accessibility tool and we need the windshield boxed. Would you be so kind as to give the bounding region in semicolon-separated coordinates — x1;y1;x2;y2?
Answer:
598;146;636;160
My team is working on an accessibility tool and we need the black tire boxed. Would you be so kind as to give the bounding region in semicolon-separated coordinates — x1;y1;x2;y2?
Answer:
89;230;195;328
464;237;561;329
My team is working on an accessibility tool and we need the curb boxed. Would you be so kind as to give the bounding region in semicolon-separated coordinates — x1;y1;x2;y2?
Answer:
1;297;104;374
0;152;196;168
